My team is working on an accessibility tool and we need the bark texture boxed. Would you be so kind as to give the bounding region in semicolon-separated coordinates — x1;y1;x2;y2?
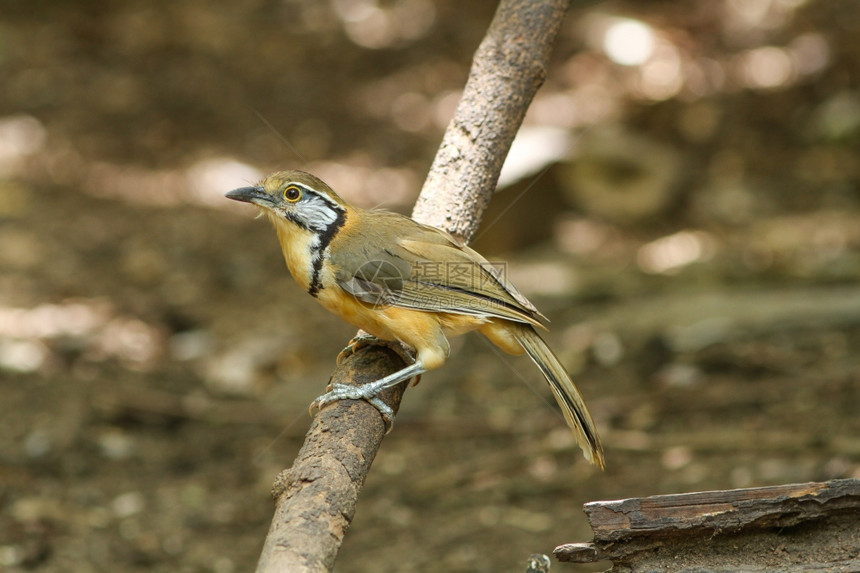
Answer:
412;0;570;241
555;478;860;572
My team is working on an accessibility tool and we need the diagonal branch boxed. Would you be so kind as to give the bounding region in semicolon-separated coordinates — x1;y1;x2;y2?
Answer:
256;2;572;571
413;0;569;240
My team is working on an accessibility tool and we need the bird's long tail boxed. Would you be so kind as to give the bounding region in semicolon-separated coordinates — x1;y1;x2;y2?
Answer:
513;324;605;469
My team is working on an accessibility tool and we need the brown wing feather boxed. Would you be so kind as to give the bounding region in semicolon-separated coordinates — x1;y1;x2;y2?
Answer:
330;210;545;327
398;233;545;320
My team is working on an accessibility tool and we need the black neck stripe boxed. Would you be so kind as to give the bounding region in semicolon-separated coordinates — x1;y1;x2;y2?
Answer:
307;207;347;297
286;212;311;231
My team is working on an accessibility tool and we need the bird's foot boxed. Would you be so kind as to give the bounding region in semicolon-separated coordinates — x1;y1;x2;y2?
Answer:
336;332;416;369
310;382;395;432
336;332;378;364
309;361;427;434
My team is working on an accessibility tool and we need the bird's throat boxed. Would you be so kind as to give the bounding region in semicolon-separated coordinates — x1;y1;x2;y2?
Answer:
268;208;346;298
270;216;319;293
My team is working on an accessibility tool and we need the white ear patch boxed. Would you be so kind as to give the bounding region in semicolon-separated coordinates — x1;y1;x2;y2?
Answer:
300;194;342;230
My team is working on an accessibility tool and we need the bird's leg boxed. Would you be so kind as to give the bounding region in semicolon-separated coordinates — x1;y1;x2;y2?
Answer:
310;361;426;433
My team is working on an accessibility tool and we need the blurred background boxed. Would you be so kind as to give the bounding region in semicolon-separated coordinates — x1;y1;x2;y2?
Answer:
1;0;859;571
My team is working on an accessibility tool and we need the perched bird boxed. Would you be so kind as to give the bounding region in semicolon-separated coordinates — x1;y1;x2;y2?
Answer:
226;171;605;468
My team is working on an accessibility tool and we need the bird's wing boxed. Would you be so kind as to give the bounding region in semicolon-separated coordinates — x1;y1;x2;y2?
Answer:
330;211;545;327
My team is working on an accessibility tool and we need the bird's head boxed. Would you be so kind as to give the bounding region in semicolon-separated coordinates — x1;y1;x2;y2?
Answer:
225;170;348;234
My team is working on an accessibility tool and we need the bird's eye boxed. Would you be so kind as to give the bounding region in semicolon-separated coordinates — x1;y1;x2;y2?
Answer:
283;185;302;202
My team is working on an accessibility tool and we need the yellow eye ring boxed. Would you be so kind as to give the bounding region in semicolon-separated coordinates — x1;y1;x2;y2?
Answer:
283;185;302;202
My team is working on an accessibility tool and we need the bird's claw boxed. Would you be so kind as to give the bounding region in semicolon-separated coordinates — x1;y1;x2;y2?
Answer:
336;333;379;364
309;383;395;433
336;333;416;367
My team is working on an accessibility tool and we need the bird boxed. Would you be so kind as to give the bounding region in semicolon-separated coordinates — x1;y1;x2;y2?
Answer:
226;170;605;468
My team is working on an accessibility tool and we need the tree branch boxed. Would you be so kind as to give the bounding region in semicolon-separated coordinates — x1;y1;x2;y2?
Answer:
256;345;408;572
413;0;569;241
256;1;572;571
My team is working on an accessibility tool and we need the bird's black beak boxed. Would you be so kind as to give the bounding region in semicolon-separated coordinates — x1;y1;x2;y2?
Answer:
225;185;273;206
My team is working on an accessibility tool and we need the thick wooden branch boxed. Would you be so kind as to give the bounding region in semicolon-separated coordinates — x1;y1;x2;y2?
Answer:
555;478;860;572
256;1;572;571
256;346;407;572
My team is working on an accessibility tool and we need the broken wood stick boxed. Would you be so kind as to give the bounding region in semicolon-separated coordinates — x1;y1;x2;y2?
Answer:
555;478;860;572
